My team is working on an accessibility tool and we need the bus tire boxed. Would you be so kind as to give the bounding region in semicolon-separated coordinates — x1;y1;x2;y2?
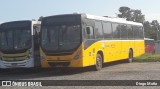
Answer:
128;49;133;63
95;53;103;71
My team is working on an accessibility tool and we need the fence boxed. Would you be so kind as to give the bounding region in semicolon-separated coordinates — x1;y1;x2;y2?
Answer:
155;41;160;53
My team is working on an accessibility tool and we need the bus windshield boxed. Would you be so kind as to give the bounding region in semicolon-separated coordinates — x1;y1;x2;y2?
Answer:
41;24;81;52
0;27;31;51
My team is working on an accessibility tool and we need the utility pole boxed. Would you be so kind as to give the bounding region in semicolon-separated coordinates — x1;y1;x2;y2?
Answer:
157;25;159;41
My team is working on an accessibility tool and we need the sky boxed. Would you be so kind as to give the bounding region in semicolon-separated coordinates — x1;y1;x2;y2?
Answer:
0;0;160;23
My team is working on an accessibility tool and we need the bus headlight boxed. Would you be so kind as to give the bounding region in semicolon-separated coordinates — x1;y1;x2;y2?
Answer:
27;53;32;59
72;51;81;61
27;49;32;59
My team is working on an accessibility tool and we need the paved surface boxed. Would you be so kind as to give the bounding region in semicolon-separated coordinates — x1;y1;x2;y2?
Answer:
0;62;160;89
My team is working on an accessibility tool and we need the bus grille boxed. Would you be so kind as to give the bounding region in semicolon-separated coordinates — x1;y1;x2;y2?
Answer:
2;55;27;62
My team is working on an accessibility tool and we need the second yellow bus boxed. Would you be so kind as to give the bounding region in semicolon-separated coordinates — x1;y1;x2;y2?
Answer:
40;13;144;70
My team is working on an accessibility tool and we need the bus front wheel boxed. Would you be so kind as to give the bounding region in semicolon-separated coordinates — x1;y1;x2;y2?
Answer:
95;53;103;71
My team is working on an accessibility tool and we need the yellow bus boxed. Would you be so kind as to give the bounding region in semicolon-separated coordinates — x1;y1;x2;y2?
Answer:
40;13;144;70
0;20;41;68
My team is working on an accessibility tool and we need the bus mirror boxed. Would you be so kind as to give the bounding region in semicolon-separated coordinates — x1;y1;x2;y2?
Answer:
86;27;91;34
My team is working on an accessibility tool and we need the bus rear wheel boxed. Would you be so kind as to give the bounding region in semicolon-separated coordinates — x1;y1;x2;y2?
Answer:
128;50;133;63
95;53;103;71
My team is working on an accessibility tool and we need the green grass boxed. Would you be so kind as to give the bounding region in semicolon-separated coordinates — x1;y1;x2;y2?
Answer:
134;54;160;62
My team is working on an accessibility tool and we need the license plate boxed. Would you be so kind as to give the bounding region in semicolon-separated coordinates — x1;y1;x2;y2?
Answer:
12;63;17;66
55;65;63;67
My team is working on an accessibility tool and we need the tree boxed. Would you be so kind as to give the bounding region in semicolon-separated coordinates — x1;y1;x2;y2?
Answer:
151;20;159;27
38;16;43;21
131;10;145;23
118;6;145;23
143;20;160;40
118;7;132;21
151;20;160;40
143;21;152;38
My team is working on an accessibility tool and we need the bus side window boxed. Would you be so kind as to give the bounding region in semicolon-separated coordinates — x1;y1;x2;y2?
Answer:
139;27;144;39
85;26;94;39
94;21;103;39
127;25;134;39
112;23;121;39
102;22;112;39
121;24;128;39
133;26;140;39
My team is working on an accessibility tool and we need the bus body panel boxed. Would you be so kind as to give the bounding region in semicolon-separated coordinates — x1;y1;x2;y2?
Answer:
83;40;144;65
40;40;144;68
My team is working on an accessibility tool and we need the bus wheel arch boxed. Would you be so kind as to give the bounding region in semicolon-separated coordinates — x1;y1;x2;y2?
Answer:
95;50;104;71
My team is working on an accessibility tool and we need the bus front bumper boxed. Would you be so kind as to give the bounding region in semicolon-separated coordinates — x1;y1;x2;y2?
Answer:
0;58;34;69
41;57;83;68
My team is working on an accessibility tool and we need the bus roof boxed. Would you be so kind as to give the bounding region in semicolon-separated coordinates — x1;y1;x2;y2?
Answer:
144;38;154;40
0;20;41;29
1;20;40;25
85;14;143;26
42;13;143;26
